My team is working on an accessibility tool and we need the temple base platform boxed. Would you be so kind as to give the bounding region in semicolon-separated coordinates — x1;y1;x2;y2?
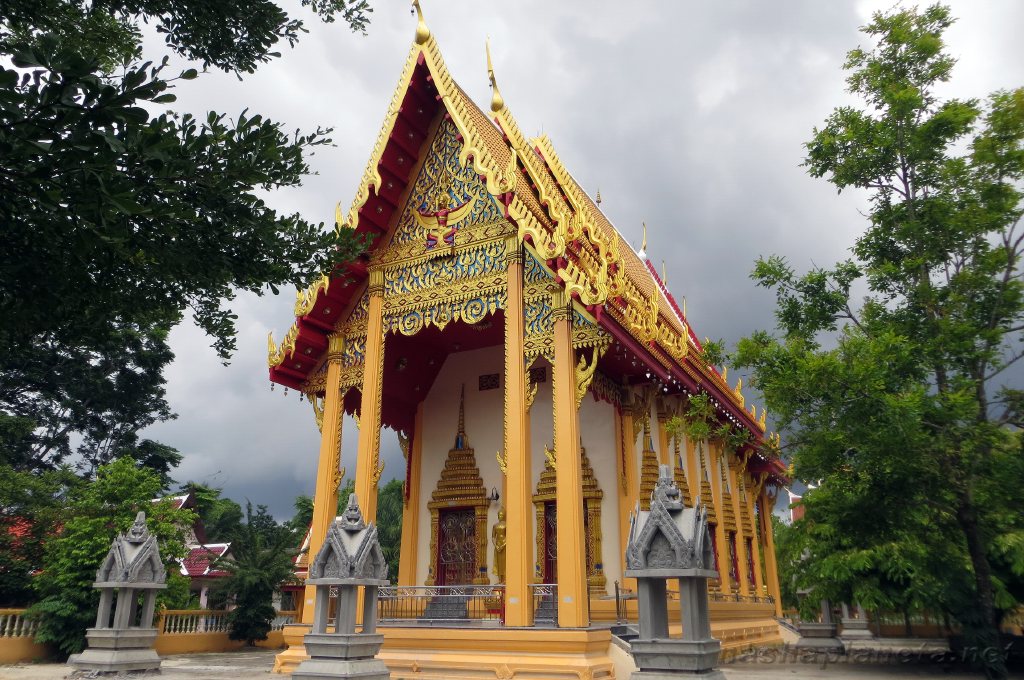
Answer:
273;602;783;677
379;627;615;680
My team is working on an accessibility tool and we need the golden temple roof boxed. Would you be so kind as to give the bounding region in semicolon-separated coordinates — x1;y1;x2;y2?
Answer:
268;5;784;481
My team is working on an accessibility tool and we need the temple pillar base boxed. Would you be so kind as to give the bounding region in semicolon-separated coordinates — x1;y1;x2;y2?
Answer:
378;626;614;680
274;623;312;674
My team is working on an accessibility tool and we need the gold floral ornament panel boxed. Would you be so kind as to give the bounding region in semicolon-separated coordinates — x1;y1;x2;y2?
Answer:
384;293;506;336
391;118;505;247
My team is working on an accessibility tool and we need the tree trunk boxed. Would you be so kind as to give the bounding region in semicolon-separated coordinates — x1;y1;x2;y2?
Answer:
956;493;1007;680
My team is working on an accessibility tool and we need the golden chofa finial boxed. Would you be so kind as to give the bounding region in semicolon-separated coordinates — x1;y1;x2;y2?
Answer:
486;38;504;113
412;0;430;45
637;221;648;260
661;260;668;287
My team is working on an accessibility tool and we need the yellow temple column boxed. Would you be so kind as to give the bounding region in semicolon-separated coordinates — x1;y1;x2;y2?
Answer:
760;487;783;616
355;270;386;522
727;459;751;596
707;442;732;592
398;402;425;586
503;241;533;627
616;389;639;594
274;334;345;674
684;436;700;507
746;474;766;598
551;292;588;628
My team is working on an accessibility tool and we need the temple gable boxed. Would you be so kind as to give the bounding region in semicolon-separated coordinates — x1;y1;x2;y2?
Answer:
390;118;504;247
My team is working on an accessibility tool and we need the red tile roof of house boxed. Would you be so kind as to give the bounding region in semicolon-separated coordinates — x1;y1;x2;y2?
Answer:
180;543;231;578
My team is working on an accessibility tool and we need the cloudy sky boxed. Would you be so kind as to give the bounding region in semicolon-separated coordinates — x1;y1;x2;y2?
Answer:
140;1;1024;519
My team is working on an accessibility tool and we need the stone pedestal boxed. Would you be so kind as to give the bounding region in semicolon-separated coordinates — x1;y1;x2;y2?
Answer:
795;601;844;653
840;604;874;640
292;495;391;680
69;512;166;675
795;622;845;652
294;633;389;680
69;628;160;673
625;466;725;680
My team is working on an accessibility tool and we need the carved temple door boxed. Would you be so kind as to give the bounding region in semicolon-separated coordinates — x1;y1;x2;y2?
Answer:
436;507;477;586
541;501;593;584
543;502;558;583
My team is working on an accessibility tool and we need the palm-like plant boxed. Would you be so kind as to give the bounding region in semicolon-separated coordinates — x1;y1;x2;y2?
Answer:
213;503;297;645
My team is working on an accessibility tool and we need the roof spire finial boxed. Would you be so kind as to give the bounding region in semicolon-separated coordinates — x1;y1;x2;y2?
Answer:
661;259;668;287
682;295;687;318
637;222;648;260
412;0;430;45
455;384;469;449
595;188;602;206
486;38;504;113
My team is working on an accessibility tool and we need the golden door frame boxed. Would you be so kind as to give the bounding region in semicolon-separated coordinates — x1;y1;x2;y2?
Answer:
532;446;606;595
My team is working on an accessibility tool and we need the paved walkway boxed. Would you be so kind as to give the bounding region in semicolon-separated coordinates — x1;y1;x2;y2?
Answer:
0;649;1012;679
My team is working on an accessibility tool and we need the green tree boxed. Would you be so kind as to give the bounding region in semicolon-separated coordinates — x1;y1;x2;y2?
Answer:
0;0;371;361
27;457;193;657
288;494;314;536
214;502;297;645
1;0;371;476
0;465;76;606
0;325;175;473
181;482;244;543
734;5;1024;677
770;515;802;612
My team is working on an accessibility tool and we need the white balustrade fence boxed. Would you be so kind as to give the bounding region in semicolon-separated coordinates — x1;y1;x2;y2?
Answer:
0;609;38;638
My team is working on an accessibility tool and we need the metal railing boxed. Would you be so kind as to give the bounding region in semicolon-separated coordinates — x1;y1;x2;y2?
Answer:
378;585;504;625
529;583;558;627
271;611;297;631
709;592;774;604
0;609;38;638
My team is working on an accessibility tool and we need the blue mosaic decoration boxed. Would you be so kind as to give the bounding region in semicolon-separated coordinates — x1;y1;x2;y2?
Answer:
341;336;366;367
573;308;593;328
392;119;503;246
525;298;553;337
384;241;505;297
524;250;553;284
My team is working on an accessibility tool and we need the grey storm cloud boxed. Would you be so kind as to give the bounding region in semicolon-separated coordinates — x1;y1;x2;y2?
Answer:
140;0;1024;519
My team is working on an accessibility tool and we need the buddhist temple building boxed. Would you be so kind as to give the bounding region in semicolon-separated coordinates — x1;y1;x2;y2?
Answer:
267;4;787;677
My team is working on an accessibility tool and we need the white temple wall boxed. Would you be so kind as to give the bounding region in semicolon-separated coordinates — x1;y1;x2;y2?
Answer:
578;393;621;589
528;361;553;580
411;346;624;589
414;344;505;586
